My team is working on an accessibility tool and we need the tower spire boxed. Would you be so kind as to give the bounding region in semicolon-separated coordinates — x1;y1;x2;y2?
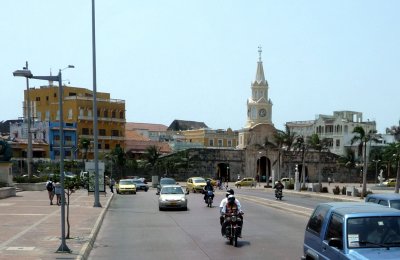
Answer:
258;45;262;62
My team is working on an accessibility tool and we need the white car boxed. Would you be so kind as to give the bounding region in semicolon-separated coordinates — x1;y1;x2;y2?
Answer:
158;185;188;211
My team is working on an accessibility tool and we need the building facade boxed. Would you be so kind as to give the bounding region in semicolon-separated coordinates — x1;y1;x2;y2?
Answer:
24;84;125;160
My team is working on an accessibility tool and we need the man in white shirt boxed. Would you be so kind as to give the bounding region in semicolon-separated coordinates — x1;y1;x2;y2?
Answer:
219;189;242;225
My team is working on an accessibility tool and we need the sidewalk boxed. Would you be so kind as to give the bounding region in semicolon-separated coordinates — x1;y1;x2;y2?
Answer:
0;189;113;260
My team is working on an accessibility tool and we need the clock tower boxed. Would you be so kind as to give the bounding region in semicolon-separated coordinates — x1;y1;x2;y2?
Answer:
245;46;273;128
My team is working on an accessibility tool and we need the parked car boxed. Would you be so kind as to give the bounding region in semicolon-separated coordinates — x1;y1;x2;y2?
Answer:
235;177;256;188
383;178;397;187
131;179;149;192
156;177;177;195
158;185;188;211
365;193;400;210
302;202;400;260
186;177;207;193
116;179;137;194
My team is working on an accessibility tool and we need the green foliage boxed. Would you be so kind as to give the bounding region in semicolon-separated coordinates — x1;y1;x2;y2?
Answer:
286;183;294;190
0;181;7;188
321;186;329;193
13;175;47;183
332;185;340;195
341;186;347;195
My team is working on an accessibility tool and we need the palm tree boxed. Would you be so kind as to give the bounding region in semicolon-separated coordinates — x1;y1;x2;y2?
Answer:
338;148;357;183
294;135;309;189
351;126;379;198
382;142;400;193
308;133;330;187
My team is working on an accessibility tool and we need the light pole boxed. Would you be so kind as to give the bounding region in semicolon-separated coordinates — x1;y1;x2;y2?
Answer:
372;159;381;185
19;61;33;178
258;151;262;187
13;65;74;253
92;0;101;208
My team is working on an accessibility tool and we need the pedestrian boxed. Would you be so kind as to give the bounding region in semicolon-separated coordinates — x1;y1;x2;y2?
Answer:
110;178;116;193
54;182;62;206
328;177;332;186
46;179;55;205
237;174;241;181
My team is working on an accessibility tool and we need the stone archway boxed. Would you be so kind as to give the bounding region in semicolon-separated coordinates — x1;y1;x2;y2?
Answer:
217;163;230;182
257;156;272;183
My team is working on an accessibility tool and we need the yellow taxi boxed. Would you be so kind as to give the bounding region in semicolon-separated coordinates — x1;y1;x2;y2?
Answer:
235;177;256;188
116;179;137;194
186;177;207;193
383;178;397;187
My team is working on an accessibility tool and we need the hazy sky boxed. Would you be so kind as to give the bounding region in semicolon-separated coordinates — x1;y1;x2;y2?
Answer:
2;1;399;133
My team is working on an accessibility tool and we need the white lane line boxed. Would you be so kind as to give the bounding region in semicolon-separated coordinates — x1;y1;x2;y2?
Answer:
0;214;46;216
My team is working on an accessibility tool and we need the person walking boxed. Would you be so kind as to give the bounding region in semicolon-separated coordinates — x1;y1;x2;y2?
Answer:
54;182;62;206
46;179;55;205
110;178;116;193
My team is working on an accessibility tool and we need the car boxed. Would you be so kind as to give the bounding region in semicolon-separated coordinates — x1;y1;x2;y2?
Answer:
186;177;207;193
116;179;137;194
235;177;256;188
158;185;188;211
383;178;397;187
365;193;400;210
302;202;400;260
130;179;149;192
156;177;177;195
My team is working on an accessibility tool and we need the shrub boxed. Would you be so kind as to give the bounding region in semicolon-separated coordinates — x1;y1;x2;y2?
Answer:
287;183;294;190
0;182;7;188
332;186;340;195
321;187;329;193
341;186;347;195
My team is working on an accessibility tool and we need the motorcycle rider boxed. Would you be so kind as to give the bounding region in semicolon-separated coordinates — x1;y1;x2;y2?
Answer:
203;180;214;203
273;180;284;199
221;195;243;237
219;189;242;225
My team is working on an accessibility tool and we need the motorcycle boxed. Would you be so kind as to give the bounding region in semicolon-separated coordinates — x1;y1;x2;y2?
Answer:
223;212;242;247
275;188;283;200
205;190;214;207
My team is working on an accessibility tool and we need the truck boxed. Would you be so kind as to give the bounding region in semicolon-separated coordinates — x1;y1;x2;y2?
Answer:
302;202;400;260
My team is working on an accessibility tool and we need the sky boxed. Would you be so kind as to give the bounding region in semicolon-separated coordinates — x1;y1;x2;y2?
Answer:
1;1;399;133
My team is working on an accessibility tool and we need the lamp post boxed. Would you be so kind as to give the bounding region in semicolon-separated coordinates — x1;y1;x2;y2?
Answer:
92;0;101;208
13;65;74;253
19;61;33;178
372;159;381;185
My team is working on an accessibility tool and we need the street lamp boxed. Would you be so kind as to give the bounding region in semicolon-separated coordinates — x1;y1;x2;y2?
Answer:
13;65;74;253
15;62;33;178
372;159;381;185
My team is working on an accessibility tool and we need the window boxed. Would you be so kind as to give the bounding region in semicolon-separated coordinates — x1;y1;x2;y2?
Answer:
46;96;49;101
111;130;119;136
104;110;108;118
209;139;214;146
36;97;40;101
228;140;232;147
79;109;84;116
307;205;330;235
45;111;50;120
119;111;124;119
105;143;110;149
99;129;106;136
325;214;343;241
54;135;60;141
68;109;73;119
65;136;72;141
336;139;340;147
82;128;89;135
112;111;116;118
218;139;223;147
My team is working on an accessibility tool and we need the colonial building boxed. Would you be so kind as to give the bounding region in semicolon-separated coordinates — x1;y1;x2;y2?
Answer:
23;84;125;160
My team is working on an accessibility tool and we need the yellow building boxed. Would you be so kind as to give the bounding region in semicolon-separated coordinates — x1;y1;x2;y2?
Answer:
26;84;125;159
181;128;238;148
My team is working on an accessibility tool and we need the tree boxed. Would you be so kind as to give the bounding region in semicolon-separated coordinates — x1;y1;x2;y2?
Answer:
79;138;91;163
351;126;379;198
386;121;400;141
308;133;330;187
338;148;357;183
111;145;126;179
294;135;309;189
64;176;82;239
382;142;400;193
145;145;161;176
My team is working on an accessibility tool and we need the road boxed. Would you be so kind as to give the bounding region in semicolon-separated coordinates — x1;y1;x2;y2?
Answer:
88;188;311;260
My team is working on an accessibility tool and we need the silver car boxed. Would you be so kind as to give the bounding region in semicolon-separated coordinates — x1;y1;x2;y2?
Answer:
158;185;188;211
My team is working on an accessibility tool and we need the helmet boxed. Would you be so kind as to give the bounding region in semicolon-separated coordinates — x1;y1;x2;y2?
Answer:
206;180;211;185
227;195;235;204
227;188;234;195
225;191;231;197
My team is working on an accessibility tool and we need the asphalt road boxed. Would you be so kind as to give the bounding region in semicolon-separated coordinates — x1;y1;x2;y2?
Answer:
88;188;309;260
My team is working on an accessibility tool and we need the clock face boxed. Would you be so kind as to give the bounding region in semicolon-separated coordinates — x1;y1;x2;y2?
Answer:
259;109;266;117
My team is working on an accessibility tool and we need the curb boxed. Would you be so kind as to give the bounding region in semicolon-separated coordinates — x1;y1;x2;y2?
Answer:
76;193;114;260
